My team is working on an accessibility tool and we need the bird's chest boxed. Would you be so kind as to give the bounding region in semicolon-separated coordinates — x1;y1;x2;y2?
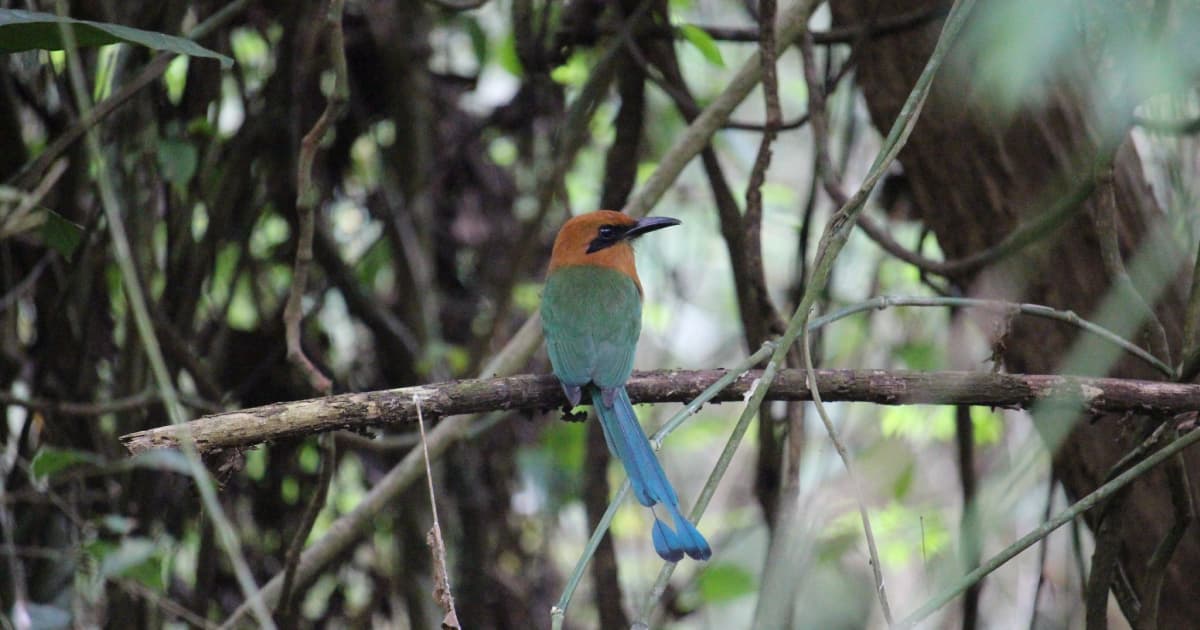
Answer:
541;266;643;385
543;267;641;328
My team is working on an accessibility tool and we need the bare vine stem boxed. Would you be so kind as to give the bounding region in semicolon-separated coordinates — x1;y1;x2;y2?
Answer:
283;0;349;395
802;317;893;623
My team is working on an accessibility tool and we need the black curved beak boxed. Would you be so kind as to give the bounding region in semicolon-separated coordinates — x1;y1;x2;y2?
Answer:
623;216;681;239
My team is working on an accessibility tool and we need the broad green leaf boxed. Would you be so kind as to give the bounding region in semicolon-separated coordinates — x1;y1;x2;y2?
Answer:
281;476;299;504
697;563;756;602
299;442;320;473
227;274;259;330
550;51;588;87
245;446;267;481
892;461;915;499
30;446;102;481
0;9;232;68
40;209;83;260
678;24;724;68
494;33;522;77
163;55;188;105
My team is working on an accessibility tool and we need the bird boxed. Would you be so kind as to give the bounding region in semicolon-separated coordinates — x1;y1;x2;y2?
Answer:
540;210;711;562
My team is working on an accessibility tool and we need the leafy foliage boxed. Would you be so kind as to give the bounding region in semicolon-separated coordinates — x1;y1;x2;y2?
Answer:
0;8;231;66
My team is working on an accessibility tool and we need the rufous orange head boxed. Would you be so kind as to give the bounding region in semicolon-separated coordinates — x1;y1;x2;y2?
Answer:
547;210;681;290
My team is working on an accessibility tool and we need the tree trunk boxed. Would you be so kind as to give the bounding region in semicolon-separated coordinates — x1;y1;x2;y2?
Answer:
830;0;1198;625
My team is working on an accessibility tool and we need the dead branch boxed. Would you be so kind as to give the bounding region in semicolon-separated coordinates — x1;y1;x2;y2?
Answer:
121;369;1200;455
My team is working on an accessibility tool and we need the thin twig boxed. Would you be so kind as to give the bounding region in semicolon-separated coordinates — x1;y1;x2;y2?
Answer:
0;253;50;314
425;0;489;10
53;4;275;627
1134;114;1200;135
1085;493;1125;628
955;404;981;630
1092;163;1171;365
895;426;1200;629
0;483;30;630
811;295;1175;379
1179;243;1200;380
856;171;1099;279
276;434;336;623
799;24;842;205
416;396;459;628
0;157;68;238
741;0;781;339
118;578;220;630
1135;447;1194;630
802;317;893;624
617;29;810;134
283;0;349;395
1028;471;1058;630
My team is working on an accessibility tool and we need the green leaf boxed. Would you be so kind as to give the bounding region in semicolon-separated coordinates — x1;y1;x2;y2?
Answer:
40;209;83;260
156;138;198;188
550;51;589;87
281;476;299;504
892;461;915;499
678;24;724;68
494;34;522;77
462;16;488;68
299;442;320;473
696;563;756;602
30;446;102;482
0;9;232;68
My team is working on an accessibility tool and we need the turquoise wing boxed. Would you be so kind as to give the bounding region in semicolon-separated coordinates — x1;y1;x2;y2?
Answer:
541;266;642;389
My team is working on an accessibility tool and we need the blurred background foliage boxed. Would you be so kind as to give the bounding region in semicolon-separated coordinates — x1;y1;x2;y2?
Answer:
2;0;1199;628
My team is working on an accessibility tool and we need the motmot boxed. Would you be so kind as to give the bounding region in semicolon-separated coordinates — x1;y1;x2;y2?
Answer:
541;210;711;562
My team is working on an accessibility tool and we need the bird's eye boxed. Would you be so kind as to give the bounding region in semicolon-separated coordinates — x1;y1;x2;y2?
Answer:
597;225;617;239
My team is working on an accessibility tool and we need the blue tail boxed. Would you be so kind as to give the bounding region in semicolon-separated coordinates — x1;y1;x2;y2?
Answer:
592;387;712;561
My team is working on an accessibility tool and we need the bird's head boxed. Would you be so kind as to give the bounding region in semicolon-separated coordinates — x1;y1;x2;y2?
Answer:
547;210;681;282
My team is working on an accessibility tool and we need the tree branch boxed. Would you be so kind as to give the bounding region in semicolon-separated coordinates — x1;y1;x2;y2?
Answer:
122;369;1200;455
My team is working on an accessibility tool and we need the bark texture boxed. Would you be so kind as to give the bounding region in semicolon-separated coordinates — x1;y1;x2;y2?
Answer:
120;369;1200;455
830;0;1198;625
